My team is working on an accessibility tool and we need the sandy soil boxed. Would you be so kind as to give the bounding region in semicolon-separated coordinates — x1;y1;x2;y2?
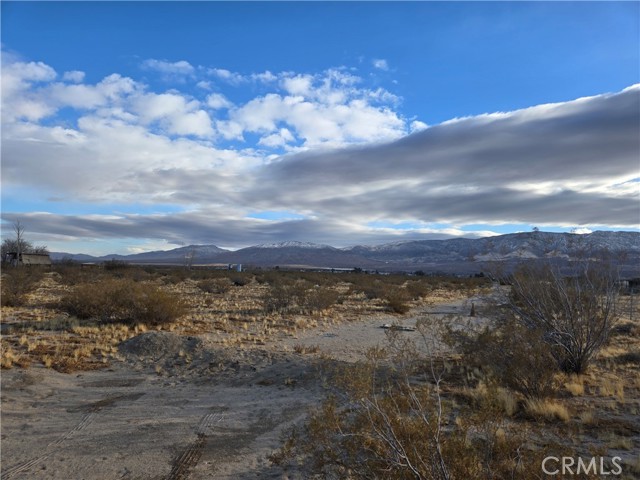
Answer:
1;295;484;480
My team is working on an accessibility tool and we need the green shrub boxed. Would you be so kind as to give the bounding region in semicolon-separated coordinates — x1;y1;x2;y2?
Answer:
60;278;186;325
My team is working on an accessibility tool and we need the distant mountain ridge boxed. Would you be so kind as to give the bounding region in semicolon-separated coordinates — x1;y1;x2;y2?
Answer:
50;231;640;275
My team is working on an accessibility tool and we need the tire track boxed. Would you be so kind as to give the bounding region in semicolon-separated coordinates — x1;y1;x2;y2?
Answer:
167;413;223;480
2;394;142;479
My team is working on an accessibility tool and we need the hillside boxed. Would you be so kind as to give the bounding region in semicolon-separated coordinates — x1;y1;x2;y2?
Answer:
51;231;640;275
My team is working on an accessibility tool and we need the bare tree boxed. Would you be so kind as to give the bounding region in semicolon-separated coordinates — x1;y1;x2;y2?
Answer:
1;220;48;261
505;260;619;374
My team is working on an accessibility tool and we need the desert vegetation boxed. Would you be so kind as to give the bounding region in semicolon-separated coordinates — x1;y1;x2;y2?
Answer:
0;263;486;373
270;261;640;479
1;258;638;478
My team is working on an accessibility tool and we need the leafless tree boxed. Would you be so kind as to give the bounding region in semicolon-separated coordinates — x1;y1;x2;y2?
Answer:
505;260;619;374
1;220;48;262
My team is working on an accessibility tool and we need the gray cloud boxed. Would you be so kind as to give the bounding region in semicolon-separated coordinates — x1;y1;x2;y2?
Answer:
245;86;640;227
1;211;461;251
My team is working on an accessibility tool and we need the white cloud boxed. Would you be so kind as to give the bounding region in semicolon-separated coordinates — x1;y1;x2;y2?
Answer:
206;93;233;110
141;59;195;76
373;59;389;71
208;68;246;85
220;70;408;147
282;74;314;96
131;92;214;137
258;128;295;148
62;70;85;83
251;71;277;83
1;60;58;121
410;120;428;132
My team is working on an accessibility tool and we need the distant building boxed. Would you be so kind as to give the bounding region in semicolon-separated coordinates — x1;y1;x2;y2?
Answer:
3;252;52;267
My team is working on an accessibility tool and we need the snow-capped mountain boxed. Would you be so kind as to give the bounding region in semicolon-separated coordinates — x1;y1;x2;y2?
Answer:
253;241;336;250
51;231;639;275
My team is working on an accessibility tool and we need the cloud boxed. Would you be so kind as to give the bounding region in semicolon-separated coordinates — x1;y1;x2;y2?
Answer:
131;92;214;137
62;70;85;83
218;69;407;147
372;58;389;71
258;128;296;148
206;92;233;110
245;85;640;229
141;59;195;76
208;68;246;85
2;51;637;251
1;60;58;121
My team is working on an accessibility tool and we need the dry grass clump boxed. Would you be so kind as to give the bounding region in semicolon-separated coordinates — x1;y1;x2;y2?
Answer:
564;376;585;396
60;278;186;325
598;377;625;401
524;398;571;422
293;344;320;355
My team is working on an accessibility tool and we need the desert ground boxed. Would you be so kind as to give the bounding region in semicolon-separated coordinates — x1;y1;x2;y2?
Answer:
1;266;639;479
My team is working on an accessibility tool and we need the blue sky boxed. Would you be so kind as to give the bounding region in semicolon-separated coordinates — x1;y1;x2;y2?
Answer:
1;1;639;255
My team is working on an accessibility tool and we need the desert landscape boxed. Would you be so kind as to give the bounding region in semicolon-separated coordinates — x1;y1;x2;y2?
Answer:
1;263;638;479
2;1;639;478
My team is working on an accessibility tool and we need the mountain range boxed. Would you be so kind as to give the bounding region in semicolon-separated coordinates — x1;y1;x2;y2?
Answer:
51;231;640;276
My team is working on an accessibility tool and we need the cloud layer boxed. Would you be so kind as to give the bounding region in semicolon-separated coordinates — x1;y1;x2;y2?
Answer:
2;52;638;253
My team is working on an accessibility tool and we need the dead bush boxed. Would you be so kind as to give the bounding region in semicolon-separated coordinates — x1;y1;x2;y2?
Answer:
60;278;186;325
384;286;411;314
450;318;559;399
273;339;557;479
299;286;340;314
263;280;338;315
263;283;296;314
1;267;44;306
197;278;230;294
505;261;619;374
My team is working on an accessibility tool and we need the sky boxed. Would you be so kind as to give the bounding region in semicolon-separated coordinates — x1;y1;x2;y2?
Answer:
1;1;639;255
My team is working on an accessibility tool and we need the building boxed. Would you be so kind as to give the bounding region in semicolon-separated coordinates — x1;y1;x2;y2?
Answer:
3;252;52;267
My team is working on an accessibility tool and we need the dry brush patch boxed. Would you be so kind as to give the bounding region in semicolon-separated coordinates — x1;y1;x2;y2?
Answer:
2;267;485;372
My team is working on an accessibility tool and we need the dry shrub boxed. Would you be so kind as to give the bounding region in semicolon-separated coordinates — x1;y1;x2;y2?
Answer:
506;261;619;374
272;333;560;479
197;278;230;294
1;267;44;306
60;278;186;325
293;344;320;355
384;286;411;313
450;318;559;399
299;287;340;314
263;283;295;314
263;281;339;315
405;280;433;300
